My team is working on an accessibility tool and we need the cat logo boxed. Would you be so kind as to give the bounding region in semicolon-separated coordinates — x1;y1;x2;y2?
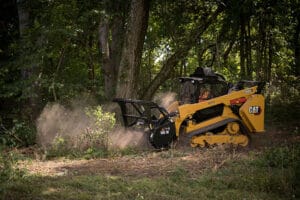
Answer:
249;106;261;115
160;127;170;135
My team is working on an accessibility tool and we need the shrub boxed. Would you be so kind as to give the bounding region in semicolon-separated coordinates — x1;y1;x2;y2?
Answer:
46;135;72;158
0;120;36;147
80;106;116;150
266;91;300;127
0;150;25;186
263;146;300;168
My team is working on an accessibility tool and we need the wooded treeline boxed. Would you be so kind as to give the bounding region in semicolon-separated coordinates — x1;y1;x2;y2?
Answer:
0;0;299;134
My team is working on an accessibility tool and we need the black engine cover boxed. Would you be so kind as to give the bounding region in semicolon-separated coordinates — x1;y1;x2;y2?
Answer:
149;118;177;149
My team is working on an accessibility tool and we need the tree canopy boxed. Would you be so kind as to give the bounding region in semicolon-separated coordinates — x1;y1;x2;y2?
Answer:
0;0;299;127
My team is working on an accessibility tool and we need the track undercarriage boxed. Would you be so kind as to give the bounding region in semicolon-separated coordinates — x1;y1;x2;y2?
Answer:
189;122;249;148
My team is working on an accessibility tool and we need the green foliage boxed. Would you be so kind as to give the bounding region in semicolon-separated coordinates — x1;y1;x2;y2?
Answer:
83;147;108;159
0;150;25;190
1;0;104;106
262;146;300;168
0;120;36;147
0;151;14;184
46;135;72;158
266;92;300;126
82;106;116;150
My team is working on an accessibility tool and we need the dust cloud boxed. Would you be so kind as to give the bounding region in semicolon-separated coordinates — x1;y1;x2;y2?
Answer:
36;103;93;149
109;128;150;149
153;92;177;109
36;102;150;150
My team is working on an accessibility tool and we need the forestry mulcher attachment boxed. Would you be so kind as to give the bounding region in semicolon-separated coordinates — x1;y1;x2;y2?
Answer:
114;67;265;149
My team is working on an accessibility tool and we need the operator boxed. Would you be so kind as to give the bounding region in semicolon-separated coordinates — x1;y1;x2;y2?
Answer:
198;88;212;102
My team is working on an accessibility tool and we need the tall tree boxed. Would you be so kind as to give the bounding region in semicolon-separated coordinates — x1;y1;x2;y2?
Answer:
99;0;129;100
115;0;150;98
17;0;40;120
0;0;20;124
293;8;300;76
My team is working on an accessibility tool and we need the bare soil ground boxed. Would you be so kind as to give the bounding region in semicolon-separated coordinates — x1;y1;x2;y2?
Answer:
17;127;299;178
18;148;242;177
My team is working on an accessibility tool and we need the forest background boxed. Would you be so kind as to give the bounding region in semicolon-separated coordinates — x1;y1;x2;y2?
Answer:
0;0;299;153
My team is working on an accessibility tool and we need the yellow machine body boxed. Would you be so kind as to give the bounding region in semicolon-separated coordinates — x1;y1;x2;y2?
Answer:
168;85;265;147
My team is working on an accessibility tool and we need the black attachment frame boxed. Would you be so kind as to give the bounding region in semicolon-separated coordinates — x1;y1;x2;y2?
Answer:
113;98;169;128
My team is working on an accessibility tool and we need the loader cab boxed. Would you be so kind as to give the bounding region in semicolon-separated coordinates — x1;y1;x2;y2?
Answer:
178;67;228;104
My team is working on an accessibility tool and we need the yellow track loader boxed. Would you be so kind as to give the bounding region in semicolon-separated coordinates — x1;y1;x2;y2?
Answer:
114;67;265;149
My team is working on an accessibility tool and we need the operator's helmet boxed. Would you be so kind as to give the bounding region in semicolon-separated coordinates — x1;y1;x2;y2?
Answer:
191;67;216;77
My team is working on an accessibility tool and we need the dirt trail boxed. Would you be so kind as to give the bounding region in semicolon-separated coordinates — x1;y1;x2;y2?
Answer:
19;148;244;177
18;128;298;178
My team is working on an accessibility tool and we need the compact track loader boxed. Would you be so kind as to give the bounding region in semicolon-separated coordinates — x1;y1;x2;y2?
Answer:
114;67;265;149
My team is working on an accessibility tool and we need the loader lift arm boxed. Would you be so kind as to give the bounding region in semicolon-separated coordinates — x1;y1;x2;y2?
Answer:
113;98;169;128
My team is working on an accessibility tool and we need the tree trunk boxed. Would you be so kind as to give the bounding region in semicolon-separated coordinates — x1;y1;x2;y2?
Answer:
17;0;40;120
17;0;29;37
115;0;150;99
246;17;252;79
99;15;113;99
239;12;246;79
256;17;266;80
18;0;30;84
267;33;272;82
294;13;300;76
87;36;95;92
196;47;206;67
99;6;126;100
110;14;125;86
223;39;235;63
179;59;187;77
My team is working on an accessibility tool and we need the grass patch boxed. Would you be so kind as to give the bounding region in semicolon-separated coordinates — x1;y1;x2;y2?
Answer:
1;144;299;200
44;146;145;160
0;169;289;200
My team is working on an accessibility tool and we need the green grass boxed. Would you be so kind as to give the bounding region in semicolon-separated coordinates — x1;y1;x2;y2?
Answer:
0;173;286;200
1;145;299;200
